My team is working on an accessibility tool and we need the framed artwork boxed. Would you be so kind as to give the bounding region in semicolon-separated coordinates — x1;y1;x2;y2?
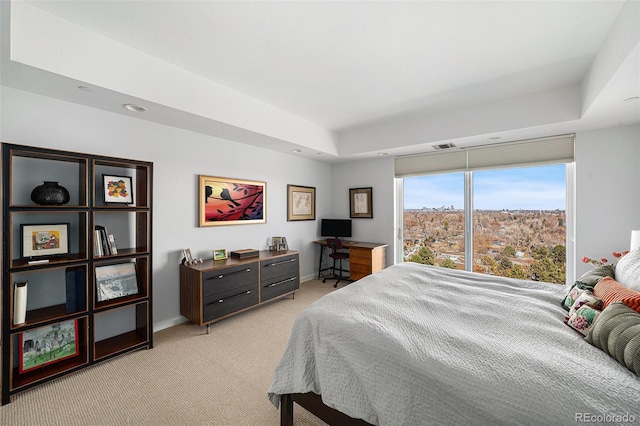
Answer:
199;175;266;226
287;185;316;221
213;249;228;261
21;223;70;258
19;319;79;373
103;175;133;204
182;248;194;265
95;262;139;302
349;187;373;219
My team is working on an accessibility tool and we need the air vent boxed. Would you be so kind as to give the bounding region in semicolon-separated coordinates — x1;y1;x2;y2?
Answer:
432;143;456;150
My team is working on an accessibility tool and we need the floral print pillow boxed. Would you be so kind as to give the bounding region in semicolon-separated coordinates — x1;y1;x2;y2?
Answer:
566;305;601;336
568;291;603;316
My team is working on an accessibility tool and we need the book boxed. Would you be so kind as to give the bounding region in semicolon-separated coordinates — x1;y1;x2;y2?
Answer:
108;234;118;254
66;266;86;313
94;230;103;256
95;225;111;256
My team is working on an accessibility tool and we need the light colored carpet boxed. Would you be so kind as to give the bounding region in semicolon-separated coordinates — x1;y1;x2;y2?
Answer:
1;279;338;425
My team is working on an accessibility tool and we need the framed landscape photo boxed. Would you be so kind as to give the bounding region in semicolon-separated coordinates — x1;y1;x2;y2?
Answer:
95;262;139;302
287;184;316;221
103;174;133;204
199;175;266;227
19;319;79;374
21;223;69;258
213;249;228;261
350;187;373;219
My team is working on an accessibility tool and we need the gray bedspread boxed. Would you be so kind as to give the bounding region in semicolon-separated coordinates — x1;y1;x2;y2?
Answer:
268;262;640;425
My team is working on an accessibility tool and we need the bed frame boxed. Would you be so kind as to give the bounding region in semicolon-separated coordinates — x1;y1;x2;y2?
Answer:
280;393;374;426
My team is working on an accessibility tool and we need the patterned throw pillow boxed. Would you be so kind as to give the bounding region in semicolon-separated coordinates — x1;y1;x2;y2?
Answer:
562;283;594;311
568;291;602;316
566;305;601;336
586;302;640;376
593;277;640;313
614;247;640;291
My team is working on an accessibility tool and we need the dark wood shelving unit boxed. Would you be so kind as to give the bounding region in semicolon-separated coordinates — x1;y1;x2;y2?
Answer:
1;143;153;404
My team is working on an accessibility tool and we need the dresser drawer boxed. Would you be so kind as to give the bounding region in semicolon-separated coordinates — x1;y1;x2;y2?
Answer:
261;274;299;302
203;283;259;323
260;254;299;282
202;263;258;298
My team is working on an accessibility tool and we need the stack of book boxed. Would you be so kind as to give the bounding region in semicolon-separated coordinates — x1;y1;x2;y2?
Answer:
94;225;118;256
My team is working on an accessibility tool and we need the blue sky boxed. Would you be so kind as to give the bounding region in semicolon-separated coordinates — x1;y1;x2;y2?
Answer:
404;164;566;210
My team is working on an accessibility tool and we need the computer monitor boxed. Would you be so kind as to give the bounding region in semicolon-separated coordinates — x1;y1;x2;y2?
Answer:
321;219;352;238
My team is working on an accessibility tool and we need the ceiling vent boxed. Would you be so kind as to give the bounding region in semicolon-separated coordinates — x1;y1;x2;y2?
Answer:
432;143;456;150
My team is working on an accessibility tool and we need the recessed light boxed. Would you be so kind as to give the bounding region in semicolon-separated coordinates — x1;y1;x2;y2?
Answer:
291;149;302;153
123;104;147;112
377;152;389;156
489;136;501;140
623;96;639;103
77;86;92;92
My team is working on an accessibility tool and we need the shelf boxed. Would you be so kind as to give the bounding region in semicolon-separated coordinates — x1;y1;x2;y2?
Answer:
2;143;153;405
9;317;89;391
94;302;149;360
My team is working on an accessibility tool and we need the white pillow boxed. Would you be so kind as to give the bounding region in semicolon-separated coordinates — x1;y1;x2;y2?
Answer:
615;247;640;291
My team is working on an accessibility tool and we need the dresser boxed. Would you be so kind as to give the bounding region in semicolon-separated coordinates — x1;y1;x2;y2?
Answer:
180;250;299;332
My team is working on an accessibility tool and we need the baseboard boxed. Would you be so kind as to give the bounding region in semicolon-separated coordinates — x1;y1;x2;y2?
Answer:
153;315;188;333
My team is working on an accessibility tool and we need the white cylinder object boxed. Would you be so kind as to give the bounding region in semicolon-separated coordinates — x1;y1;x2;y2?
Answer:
13;281;28;325
631;230;640;252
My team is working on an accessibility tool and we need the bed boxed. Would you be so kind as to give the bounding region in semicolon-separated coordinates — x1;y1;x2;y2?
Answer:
268;261;640;425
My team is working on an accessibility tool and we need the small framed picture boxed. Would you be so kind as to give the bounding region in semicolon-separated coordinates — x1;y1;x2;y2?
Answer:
103;174;133;204
21;223;70;258
182;248;194;265
349;187;373;219
19;319;79;373
213;249;228;261
95;262;139;302
287;184;316;221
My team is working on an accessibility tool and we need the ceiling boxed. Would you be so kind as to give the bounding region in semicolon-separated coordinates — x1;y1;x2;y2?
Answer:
1;1;639;163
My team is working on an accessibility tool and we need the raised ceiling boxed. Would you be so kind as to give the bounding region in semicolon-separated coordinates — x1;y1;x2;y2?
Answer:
2;1;639;162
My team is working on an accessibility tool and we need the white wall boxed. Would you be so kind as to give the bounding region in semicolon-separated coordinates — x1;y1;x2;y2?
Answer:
575;124;640;276
329;157;396;268
332;124;640;281
1;86;332;330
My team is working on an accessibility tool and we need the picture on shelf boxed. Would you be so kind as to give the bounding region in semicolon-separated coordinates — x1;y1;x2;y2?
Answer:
21;223;70;258
19;319;79;374
270;236;288;251
213;249;228;261
95;262;139;302
199;175;266;227
182;248;194;265
102;174;133;204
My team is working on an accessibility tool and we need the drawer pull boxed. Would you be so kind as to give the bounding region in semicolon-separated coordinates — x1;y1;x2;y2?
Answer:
208;290;252;305
207;268;252;280
265;277;297;288
265;259;297;267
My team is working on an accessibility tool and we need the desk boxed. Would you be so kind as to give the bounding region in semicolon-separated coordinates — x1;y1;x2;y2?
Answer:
313;240;388;281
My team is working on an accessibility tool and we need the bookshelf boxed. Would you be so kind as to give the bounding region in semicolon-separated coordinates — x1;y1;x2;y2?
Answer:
1;143;153;404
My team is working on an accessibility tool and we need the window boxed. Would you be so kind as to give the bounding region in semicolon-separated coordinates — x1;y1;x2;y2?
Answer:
396;135;575;285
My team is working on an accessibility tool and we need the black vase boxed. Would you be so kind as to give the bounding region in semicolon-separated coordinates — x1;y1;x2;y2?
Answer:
30;181;70;205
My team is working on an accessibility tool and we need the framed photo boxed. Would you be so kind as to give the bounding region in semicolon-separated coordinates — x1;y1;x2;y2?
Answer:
95;262;139;302
21;223;69;258
19;319;79;374
182;248;194;265
103;174;133;204
350;187;373;219
199;175;266;227
213;249;228;261
287;184;316;221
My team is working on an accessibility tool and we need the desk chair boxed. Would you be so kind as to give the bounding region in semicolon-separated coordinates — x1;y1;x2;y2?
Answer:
322;238;350;288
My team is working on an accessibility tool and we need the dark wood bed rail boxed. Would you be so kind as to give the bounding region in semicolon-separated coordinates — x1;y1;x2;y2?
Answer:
281;393;374;426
